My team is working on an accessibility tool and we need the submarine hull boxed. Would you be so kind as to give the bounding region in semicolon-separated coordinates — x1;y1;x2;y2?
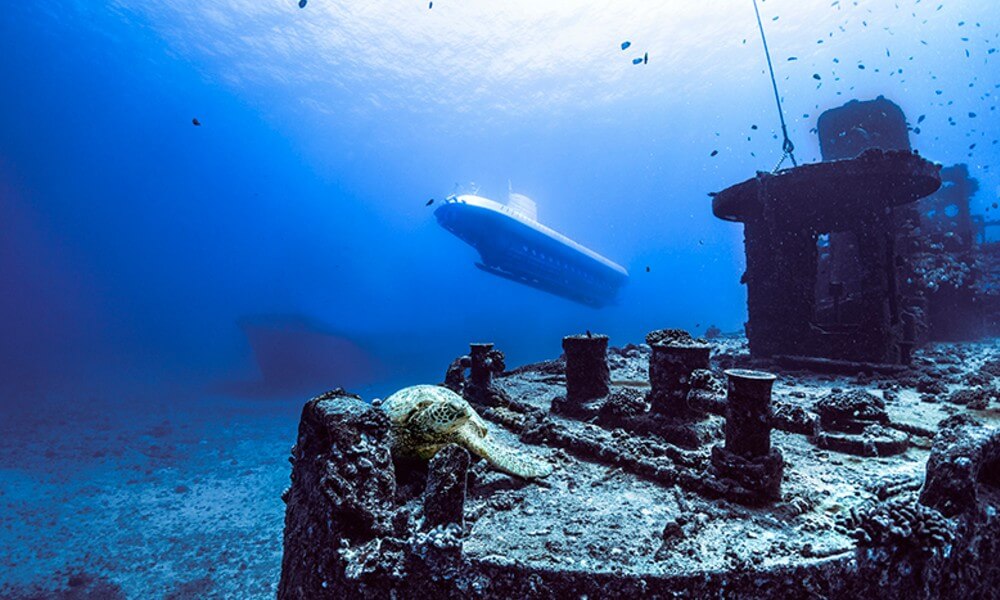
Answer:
435;195;628;307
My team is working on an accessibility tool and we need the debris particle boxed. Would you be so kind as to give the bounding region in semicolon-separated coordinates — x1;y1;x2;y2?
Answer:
621;41;631;51
192;118;201;126
710;150;719;157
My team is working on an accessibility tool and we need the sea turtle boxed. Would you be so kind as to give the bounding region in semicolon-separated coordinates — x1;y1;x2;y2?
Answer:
381;384;552;479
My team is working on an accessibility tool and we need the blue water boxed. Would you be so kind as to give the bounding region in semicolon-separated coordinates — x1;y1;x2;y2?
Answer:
0;0;996;402
1;2;998;596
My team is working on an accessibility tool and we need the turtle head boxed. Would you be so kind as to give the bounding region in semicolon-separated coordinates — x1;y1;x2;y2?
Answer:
431;397;473;434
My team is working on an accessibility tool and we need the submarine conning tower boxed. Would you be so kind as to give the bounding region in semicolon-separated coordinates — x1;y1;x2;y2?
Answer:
712;96;942;366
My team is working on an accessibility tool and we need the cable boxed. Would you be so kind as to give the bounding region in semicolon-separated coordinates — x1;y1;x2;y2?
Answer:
751;0;798;169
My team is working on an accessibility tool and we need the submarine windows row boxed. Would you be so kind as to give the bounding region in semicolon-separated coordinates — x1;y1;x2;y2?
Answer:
518;243;607;286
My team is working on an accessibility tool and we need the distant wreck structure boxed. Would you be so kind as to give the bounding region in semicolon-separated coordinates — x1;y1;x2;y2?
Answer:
714;95;997;368
906;163;988;341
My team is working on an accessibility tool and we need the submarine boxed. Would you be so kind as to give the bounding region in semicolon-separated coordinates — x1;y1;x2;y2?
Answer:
434;191;628;307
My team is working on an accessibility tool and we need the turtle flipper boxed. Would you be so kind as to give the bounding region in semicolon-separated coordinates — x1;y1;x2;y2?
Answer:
457;429;553;479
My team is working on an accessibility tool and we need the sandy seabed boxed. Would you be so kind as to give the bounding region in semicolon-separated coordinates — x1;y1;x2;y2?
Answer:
0;396;298;599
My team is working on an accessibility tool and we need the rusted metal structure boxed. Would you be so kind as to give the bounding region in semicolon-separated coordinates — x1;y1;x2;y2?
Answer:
713;148;941;364
814;97;988;343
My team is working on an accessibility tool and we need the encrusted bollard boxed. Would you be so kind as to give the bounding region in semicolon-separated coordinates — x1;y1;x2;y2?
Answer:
463;342;509;409
469;343;501;390
723;369;776;456
809;389;907;457
563;332;610;401
443;355;472;393
648;340;711;417
709;369;784;505
563;333;610;401
423;444;470;531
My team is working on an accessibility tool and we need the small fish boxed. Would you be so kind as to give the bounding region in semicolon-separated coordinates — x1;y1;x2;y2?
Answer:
710;150;719;157
192;118;201;126
917;114;926;123
586;330;592;338
643;52;648;65
298;0;306;7
429;1;433;7
620;41;631;51
425;198;434;206
645;266;651;272
787;56;798;61
751;124;758;130
632;57;642;65
812;73;821;80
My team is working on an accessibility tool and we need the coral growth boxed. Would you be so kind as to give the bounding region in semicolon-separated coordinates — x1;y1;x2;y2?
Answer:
839;494;953;556
645;329;696;346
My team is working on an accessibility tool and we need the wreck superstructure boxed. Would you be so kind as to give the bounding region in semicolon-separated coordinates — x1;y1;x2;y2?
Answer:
277;331;1000;599
714;95;996;368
